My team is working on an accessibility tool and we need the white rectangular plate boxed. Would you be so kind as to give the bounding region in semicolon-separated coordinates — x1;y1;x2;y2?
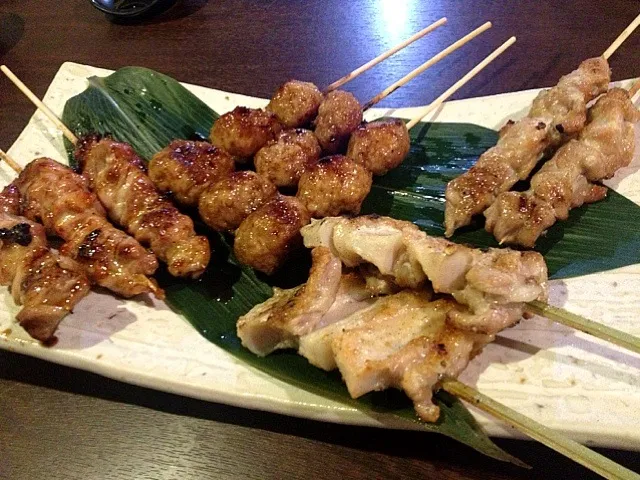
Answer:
1;62;639;449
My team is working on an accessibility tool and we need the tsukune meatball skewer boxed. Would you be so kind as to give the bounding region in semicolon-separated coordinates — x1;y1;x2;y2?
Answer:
1;65;211;280
267;18;447;129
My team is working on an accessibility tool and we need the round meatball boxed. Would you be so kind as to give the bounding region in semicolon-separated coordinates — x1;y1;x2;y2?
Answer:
149;140;235;206
210;107;282;160
234;194;311;275
314;90;363;155
254;129;321;188
198;171;277;232
297;155;372;218
267;80;324;128
346;119;411;176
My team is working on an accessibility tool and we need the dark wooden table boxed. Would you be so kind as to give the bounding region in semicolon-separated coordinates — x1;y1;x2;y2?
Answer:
1;1;639;478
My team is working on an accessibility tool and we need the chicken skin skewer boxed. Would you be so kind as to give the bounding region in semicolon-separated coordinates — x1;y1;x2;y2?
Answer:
76;136;211;279
444;57;611;236
11;158;160;298
0;184;90;342
485;88;640;247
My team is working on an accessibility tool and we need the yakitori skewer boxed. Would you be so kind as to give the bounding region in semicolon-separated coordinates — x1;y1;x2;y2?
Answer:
443;14;640;237
324;17;447;93
0;149;163;299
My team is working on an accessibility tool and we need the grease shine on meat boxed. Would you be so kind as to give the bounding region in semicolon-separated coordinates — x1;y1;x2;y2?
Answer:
314;90;363;154
347;119;411;175
267;80;324;128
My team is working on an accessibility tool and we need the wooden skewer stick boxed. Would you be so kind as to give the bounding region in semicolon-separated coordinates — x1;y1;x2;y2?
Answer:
0;149;23;173
406;36;515;130
324;17;448;93
1;65;79;145
362;21;492;110
629;78;640;103
441;377;640;480
525;300;640;356
603;13;640;60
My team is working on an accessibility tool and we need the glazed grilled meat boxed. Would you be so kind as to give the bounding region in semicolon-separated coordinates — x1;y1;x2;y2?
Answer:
13;158;159;298
267;80;324;128
444;57;611;237
76;136;210;279
234;194;311;275
314;90;363;154
254;128;321;188
485;88;640;247
210;107;282;159
198;171;278;232
297;155;372;218
148;140;235;207
346;119;411;175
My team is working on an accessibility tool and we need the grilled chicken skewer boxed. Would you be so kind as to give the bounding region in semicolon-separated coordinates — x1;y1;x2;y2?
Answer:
444;56;612;236
485;87;640;246
7;157;162;298
0;184;90;342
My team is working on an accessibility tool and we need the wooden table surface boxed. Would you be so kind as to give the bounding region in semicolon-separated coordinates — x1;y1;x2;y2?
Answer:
1;1;639;478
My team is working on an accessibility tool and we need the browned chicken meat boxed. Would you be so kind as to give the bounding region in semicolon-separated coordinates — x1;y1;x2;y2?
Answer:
198;171;277;232
148;139;235;206
485;88;640;247
76;136;210;279
444;57;611;237
302;215;548;334
314;90;363;154
346;119;411;175
234;194;311;275
297;155;372;218
267;80;324;128
210;107;282;159
254;128;321;188
13;158;159;298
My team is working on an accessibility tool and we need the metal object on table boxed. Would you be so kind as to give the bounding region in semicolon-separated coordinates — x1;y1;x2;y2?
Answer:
89;0;177;20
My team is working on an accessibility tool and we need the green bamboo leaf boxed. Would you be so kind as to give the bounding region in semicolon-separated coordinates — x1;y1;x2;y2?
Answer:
61;66;640;465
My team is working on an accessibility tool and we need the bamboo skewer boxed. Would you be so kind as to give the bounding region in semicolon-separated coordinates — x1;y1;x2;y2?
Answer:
406;36;516;130
324;18;447;93
362;21;492;110
441;377;640;480
602;13;640;60
630;78;640;103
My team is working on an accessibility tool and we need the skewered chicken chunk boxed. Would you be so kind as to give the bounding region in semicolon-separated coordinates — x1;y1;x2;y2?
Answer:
13;158;159;298
267;80;324;128
76;136;210;279
0;185;90;342
314;90;363;154
302;215;548;334
485;88;640;247
254;129;321;188
234;194;311;275
297;155;372;218
346;119;411;175
444;57;611;237
148;140;235;206
198;171;278;232
210;107;282;160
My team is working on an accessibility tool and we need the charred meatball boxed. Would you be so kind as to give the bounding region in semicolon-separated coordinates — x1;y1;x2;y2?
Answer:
346;119;411;175
297;155;372;218
198;171;277;232
210;107;282;160
234;194;311;275
314;90;363;154
267;80;324;128
254;129;321;188
149;140;235;206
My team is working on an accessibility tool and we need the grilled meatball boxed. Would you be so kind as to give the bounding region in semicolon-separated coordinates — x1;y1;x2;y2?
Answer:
199;171;277;232
234;195;311;275
267;80;324;128
346;119;411;175
314;90;363;154
210;107;282;160
254;129;321;188
297;155;372;218
149;140;235;206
